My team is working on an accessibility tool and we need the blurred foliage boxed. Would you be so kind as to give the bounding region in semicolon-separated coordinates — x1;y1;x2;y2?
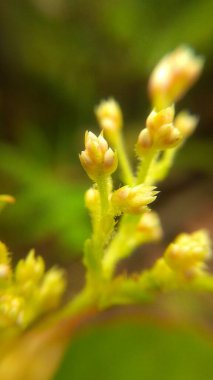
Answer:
55;320;213;380
1;0;213;132
0;127;90;255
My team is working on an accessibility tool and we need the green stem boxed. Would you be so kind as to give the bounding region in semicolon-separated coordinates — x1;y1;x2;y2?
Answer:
96;175;110;216
102;214;141;280
62;286;96;318
152;148;177;183
113;132;135;185
136;149;158;185
102;148;160;279
87;175;114;274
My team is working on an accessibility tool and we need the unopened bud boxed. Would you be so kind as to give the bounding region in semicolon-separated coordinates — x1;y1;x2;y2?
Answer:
146;105;175;136
164;230;211;278
148;46;204;109
145;106;182;149
155;123;182;149
38;268;66;310
95;98;122;135
80;131;118;180
111;184;158;214
137;211;162;241
136;128;153;156
0;295;25;327
175;111;198;138
15;250;45;285
85;187;99;210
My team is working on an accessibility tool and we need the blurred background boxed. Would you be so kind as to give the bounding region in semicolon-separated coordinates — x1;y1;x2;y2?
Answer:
0;1;213;378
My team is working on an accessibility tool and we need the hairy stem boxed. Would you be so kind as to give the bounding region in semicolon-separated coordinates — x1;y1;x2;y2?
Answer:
113;132;135;185
136;149;159;185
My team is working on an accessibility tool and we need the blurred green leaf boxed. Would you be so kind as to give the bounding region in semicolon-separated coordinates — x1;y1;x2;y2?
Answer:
176;139;213;173
0;139;90;254
55;321;213;380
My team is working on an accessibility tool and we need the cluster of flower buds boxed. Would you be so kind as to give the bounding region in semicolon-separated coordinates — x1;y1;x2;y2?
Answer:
111;184;158;214
95;98;122;136
0;294;25;328
0;244;66;329
136;105;182;155
174;111;199;139
164;230;211;279
136;211;162;241
148;46;204;109
80;131;118;180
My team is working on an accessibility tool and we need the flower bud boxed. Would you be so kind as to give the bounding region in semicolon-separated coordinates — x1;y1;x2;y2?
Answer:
38;268;66;310
95;98;122;134
136;128;153;156
175;111;198;138
155;123;182;149
0;294;25;327
146;106;175;136
164;230;211;278
15;250;45;285
85;187;100;210
111;185;158;214
80;131;118;180
137;211;162;241
144;106;182;149
148;46;204;109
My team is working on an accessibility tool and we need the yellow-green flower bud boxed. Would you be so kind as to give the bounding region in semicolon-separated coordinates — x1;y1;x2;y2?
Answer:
111;185;158;214
148;46;204;109
146;106;175;136
145;106;181;149
15;250;45;285
85;187;100;210
79;131;118;180
95;98;123;135
175;111;198;138
38;268;66;310
164;230;211;278
136;128;153;156
0;294;25;327
155;123;181;149
137;211;162;241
